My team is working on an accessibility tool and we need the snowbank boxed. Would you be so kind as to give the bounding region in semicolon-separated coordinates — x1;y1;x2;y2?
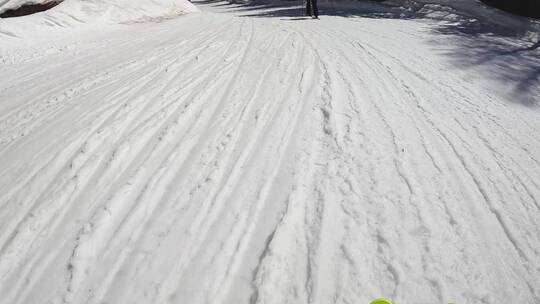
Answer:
45;0;198;24
0;0;198;38
0;0;56;14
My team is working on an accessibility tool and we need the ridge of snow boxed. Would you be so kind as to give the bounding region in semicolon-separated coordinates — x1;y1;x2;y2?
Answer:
0;0;198;38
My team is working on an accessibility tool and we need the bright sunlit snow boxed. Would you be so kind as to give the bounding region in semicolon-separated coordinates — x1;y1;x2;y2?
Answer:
0;0;539;303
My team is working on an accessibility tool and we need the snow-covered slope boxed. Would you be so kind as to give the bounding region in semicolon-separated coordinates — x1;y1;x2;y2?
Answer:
0;0;539;304
0;0;198;38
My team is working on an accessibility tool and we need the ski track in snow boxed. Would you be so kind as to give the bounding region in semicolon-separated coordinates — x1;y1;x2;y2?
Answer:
0;2;539;304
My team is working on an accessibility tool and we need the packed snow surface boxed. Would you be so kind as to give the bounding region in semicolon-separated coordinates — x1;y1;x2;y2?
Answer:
0;0;539;304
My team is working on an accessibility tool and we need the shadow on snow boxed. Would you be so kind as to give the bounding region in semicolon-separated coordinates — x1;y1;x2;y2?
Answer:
194;0;540;106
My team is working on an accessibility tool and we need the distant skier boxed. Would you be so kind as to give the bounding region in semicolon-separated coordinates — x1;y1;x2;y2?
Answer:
305;0;319;19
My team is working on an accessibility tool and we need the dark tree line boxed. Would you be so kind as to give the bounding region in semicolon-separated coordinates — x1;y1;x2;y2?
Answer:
481;0;540;19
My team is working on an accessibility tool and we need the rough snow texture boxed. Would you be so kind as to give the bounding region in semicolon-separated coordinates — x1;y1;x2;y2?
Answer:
0;1;539;304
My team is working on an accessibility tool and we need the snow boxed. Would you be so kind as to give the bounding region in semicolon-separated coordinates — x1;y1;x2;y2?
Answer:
0;0;539;304
0;0;198;38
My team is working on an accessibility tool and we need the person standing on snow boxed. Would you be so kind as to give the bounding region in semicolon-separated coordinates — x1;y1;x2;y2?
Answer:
305;0;319;19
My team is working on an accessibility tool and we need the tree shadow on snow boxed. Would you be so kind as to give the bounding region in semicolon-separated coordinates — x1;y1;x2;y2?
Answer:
194;0;540;106
429;9;540;106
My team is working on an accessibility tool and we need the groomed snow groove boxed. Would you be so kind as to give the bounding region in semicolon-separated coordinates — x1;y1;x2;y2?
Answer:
0;1;539;304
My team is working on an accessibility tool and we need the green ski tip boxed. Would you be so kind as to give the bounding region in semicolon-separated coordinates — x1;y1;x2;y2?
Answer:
370;298;393;304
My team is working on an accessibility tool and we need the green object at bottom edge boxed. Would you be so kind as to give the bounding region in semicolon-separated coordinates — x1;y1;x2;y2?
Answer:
370;298;393;304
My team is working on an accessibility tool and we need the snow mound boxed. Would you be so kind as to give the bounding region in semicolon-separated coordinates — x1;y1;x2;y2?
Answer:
0;0;198;38
48;0;198;24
